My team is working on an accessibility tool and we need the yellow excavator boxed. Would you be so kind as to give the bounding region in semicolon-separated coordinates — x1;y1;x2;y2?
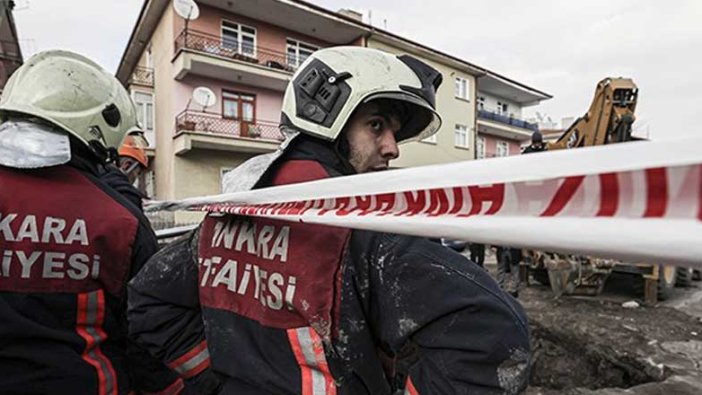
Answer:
521;78;696;303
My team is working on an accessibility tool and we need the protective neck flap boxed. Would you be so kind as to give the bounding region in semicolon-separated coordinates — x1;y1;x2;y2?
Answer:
0;120;71;169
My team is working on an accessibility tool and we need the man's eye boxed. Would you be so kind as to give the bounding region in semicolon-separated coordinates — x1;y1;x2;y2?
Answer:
370;119;384;132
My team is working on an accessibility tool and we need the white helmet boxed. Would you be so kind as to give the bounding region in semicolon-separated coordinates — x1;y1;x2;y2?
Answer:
280;46;442;143
0;50;139;160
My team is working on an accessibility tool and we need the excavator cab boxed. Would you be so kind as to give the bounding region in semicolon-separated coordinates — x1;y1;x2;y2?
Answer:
612;86;637;106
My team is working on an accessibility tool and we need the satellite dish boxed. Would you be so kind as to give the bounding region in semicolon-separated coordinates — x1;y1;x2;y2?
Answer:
173;0;200;20
193;87;217;110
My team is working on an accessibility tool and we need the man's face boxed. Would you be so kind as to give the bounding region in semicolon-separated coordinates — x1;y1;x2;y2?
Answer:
344;102;402;173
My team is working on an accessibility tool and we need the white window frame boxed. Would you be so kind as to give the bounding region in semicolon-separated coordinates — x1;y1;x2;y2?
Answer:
132;90;155;147
286;38;319;69
455;77;469;101
135;169;156;199
221;20;257;57
497;101;509;115
496;140;510;157
477;96;485;110
476;136;486;159
454;124;468;148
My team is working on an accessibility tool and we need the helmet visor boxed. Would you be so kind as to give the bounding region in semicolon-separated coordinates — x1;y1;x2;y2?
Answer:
362;92;442;143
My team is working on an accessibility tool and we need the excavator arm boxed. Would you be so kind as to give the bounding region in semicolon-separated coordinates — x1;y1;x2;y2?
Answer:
547;77;638;150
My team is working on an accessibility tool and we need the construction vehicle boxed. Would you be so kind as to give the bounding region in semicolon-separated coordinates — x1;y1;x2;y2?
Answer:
521;77;696;304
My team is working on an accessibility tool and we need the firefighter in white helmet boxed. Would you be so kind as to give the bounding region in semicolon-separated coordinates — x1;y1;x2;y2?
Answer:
129;47;530;394
0;50;181;394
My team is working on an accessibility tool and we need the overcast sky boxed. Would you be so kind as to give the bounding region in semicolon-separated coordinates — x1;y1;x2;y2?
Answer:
14;0;701;140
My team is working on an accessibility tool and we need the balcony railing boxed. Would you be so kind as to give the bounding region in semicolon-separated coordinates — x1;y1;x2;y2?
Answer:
175;110;285;141
175;29;297;73
129;66;154;87
478;109;538;132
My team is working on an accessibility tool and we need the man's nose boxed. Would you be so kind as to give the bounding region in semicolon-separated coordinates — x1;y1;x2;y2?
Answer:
380;129;399;160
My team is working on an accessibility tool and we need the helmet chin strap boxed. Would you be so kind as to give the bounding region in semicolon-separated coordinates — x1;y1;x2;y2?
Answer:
87;140;118;164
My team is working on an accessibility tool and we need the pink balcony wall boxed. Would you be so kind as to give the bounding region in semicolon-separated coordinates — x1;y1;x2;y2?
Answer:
479;133;525;157
175;75;283;123
176;4;333;56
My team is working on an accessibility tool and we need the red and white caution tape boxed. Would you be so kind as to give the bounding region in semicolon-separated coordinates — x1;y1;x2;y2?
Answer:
147;138;702;267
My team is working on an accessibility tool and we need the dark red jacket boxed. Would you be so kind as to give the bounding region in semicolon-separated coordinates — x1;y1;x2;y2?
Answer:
0;162;182;395
128;140;531;394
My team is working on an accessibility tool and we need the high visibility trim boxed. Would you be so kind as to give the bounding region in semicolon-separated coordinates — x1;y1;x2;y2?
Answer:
287;327;336;395
143;378;185;395
405;376;419;395
76;290;118;395
167;340;210;379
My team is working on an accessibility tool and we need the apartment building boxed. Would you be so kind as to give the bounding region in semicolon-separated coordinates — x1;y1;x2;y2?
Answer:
116;0;550;224
365;33;484;167
0;0;22;91
475;75;551;158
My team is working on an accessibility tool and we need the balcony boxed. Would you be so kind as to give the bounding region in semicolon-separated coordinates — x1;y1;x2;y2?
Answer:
174;110;284;155
477;109;538;141
173;29;294;91
128;66;154;87
478;109;538;131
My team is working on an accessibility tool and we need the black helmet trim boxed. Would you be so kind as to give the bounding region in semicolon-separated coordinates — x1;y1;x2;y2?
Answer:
292;58;352;128
361;91;439;142
396;54;443;109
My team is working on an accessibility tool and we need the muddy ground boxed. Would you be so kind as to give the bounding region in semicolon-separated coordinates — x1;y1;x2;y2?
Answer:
483;256;702;394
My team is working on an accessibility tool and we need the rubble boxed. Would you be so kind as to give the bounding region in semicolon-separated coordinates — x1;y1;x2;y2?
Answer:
521;285;702;394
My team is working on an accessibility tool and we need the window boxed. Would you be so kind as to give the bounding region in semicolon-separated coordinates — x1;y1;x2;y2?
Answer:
454;124;468;148
478;96;485;110
455;77;469;100
135;170;155;198
476;136;486;159
496;140;509;157
222;91;255;122
221;21;256;57
133;91;154;147
497;101;509;115
286;39;318;69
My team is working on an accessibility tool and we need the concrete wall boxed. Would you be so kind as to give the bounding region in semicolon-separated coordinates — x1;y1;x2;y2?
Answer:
184;4;331;53
366;38;477;168
150;5;178;200
173;150;252;198
478;133;522;157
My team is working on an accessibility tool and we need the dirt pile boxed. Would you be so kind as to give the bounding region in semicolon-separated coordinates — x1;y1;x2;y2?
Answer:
520;286;702;394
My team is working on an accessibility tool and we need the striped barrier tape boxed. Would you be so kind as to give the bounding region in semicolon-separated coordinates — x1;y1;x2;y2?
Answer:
147;137;702;268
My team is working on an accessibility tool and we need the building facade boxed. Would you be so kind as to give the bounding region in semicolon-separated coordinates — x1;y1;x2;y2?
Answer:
117;0;550;225
0;0;22;92
475;74;550;158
